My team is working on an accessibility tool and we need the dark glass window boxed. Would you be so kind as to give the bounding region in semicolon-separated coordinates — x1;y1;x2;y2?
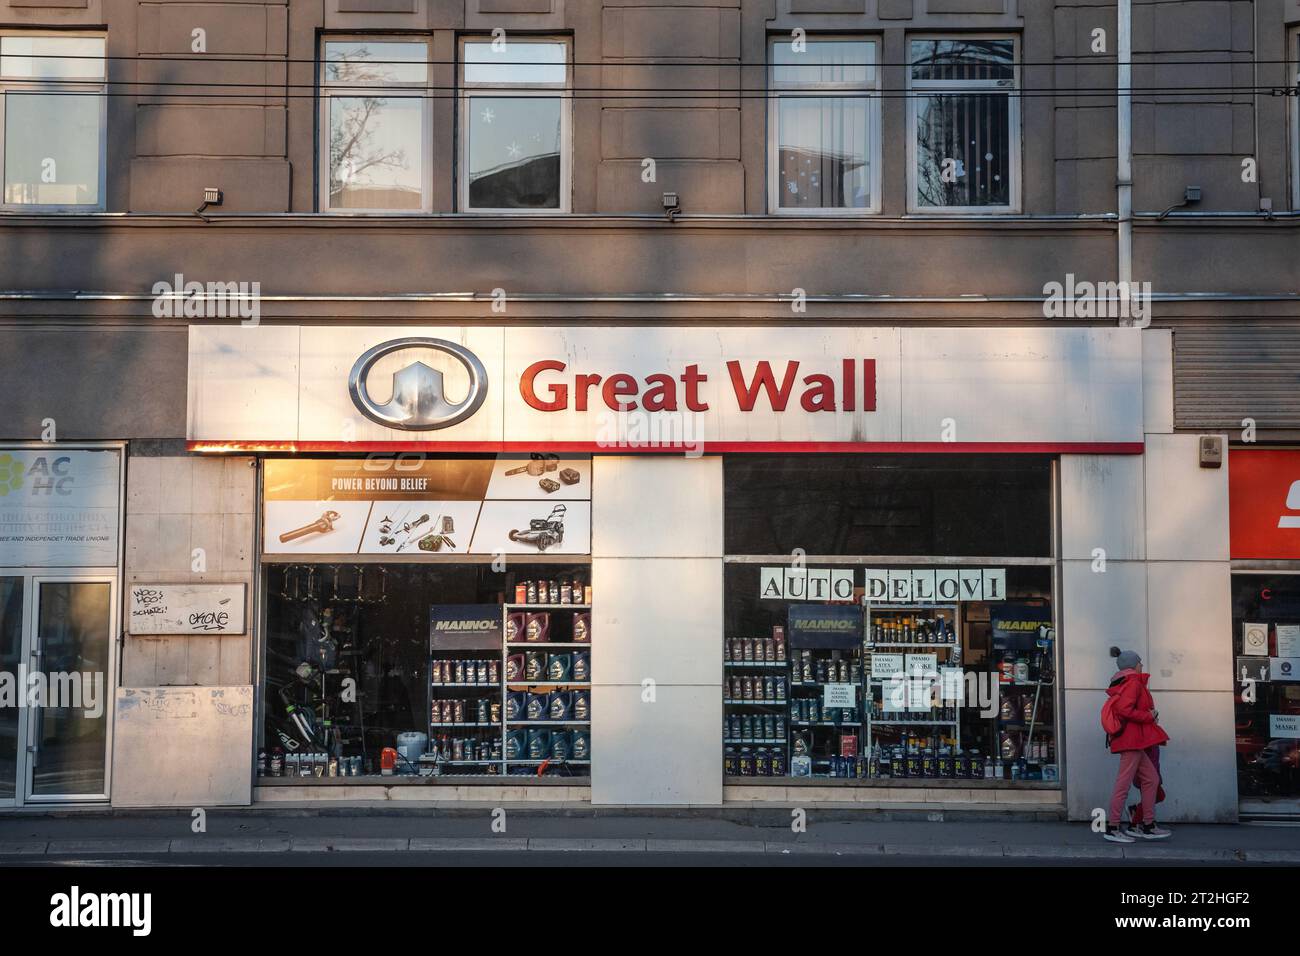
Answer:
724;454;1052;557
1231;574;1300;802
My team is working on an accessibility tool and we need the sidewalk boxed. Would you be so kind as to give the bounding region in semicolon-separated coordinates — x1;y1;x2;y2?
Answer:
2;810;1298;863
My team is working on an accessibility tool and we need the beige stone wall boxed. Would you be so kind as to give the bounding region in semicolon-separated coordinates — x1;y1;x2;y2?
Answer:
122;455;256;687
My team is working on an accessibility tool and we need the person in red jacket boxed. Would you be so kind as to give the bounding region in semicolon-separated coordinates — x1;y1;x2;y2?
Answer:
1102;647;1171;843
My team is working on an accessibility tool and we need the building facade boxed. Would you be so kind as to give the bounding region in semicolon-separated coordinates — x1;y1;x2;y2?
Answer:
0;0;1297;821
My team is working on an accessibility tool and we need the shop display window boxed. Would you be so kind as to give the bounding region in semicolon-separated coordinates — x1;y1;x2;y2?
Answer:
725;454;1051;557
260;562;591;782
1231;574;1300;803
723;563;1056;784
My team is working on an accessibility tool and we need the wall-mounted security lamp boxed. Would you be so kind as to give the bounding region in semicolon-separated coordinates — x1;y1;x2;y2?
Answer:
1260;197;1275;220
195;186;224;222
1158;185;1202;220
662;191;681;222
1199;435;1224;469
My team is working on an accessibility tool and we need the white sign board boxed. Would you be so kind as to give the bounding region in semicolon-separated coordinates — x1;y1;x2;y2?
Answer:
871;653;905;679
189;325;1145;450
128;584;247;635
0;448;120;567
111;686;253;806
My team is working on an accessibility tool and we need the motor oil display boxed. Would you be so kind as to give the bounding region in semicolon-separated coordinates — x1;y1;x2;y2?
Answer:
423;573;593;779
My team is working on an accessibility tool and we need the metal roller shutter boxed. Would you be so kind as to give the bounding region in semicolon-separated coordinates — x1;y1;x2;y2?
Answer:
1174;327;1300;430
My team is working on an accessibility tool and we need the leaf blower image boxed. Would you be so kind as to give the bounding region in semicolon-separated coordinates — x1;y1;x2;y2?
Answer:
508;504;567;552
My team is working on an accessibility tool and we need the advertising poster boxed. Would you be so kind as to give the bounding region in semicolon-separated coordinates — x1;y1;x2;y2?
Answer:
991;603;1053;651
0;448;120;567
263;455;591;556
787;603;862;649
429;604;504;651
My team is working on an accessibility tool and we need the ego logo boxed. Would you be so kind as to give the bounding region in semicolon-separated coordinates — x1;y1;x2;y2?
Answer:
0;454;75;497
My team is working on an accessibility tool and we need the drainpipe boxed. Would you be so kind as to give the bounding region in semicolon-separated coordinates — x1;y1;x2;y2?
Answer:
1117;0;1133;287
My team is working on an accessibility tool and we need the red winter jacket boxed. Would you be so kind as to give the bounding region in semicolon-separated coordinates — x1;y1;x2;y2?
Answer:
1106;669;1170;753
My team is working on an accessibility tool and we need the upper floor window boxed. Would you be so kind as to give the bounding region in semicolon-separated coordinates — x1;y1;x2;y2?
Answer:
1;34;105;210
321;38;432;212
1291;30;1299;212
908;36;1019;213
768;37;880;214
460;38;569;213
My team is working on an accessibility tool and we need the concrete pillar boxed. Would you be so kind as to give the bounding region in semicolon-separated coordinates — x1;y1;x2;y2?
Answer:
589;455;724;805
1062;330;1237;822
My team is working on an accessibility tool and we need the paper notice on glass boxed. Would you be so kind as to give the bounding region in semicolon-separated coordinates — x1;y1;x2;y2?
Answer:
823;683;856;709
905;653;938;676
871;653;905;679
1270;658;1300;682
1270;714;1300;739
1276;625;1300;659
1242;622;1270;657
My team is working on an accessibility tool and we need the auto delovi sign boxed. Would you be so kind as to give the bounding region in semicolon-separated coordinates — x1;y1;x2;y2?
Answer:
760;566;1006;603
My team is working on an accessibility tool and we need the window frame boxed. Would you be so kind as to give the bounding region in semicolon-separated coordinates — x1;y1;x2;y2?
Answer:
766;34;882;217
457;35;572;215
906;32;1021;216
318;34;435;215
1291;29;1299;214
0;31;107;214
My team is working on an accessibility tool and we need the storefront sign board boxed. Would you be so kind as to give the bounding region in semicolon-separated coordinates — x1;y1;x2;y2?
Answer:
0;448;120;567
1229;450;1300;559
189;326;1145;452
430;604;504;651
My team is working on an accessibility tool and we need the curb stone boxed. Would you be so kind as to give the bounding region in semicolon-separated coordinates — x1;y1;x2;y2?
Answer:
766;842;885;855
169;837;293;853
291;838;410;852
408;838;528;851
646;839;766;853
1003;844;1124;860
0;842;47;855
883;843;1002;857
526;838;646;851
47;839;170;855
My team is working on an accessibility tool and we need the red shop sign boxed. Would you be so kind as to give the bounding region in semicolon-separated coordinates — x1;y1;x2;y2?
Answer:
1229;449;1300;559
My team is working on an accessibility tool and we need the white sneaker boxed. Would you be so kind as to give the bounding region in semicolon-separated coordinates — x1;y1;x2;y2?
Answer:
1131;823;1172;840
1102;826;1136;844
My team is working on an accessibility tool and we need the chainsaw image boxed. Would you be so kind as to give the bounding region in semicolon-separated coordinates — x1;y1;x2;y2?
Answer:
508;504;567;552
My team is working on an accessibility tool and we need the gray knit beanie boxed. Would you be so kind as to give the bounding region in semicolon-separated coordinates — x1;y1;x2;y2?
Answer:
1109;646;1141;670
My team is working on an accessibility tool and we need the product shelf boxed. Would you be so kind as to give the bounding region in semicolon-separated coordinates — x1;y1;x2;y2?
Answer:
505;759;591;765
724;738;787;745
723;660;789;668
792;720;862;727
506;719;591;726
430;683;500;688
504;603;592;611
429;721;497;727
506;642;590;648
723;698;787;705
870;719;958;726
